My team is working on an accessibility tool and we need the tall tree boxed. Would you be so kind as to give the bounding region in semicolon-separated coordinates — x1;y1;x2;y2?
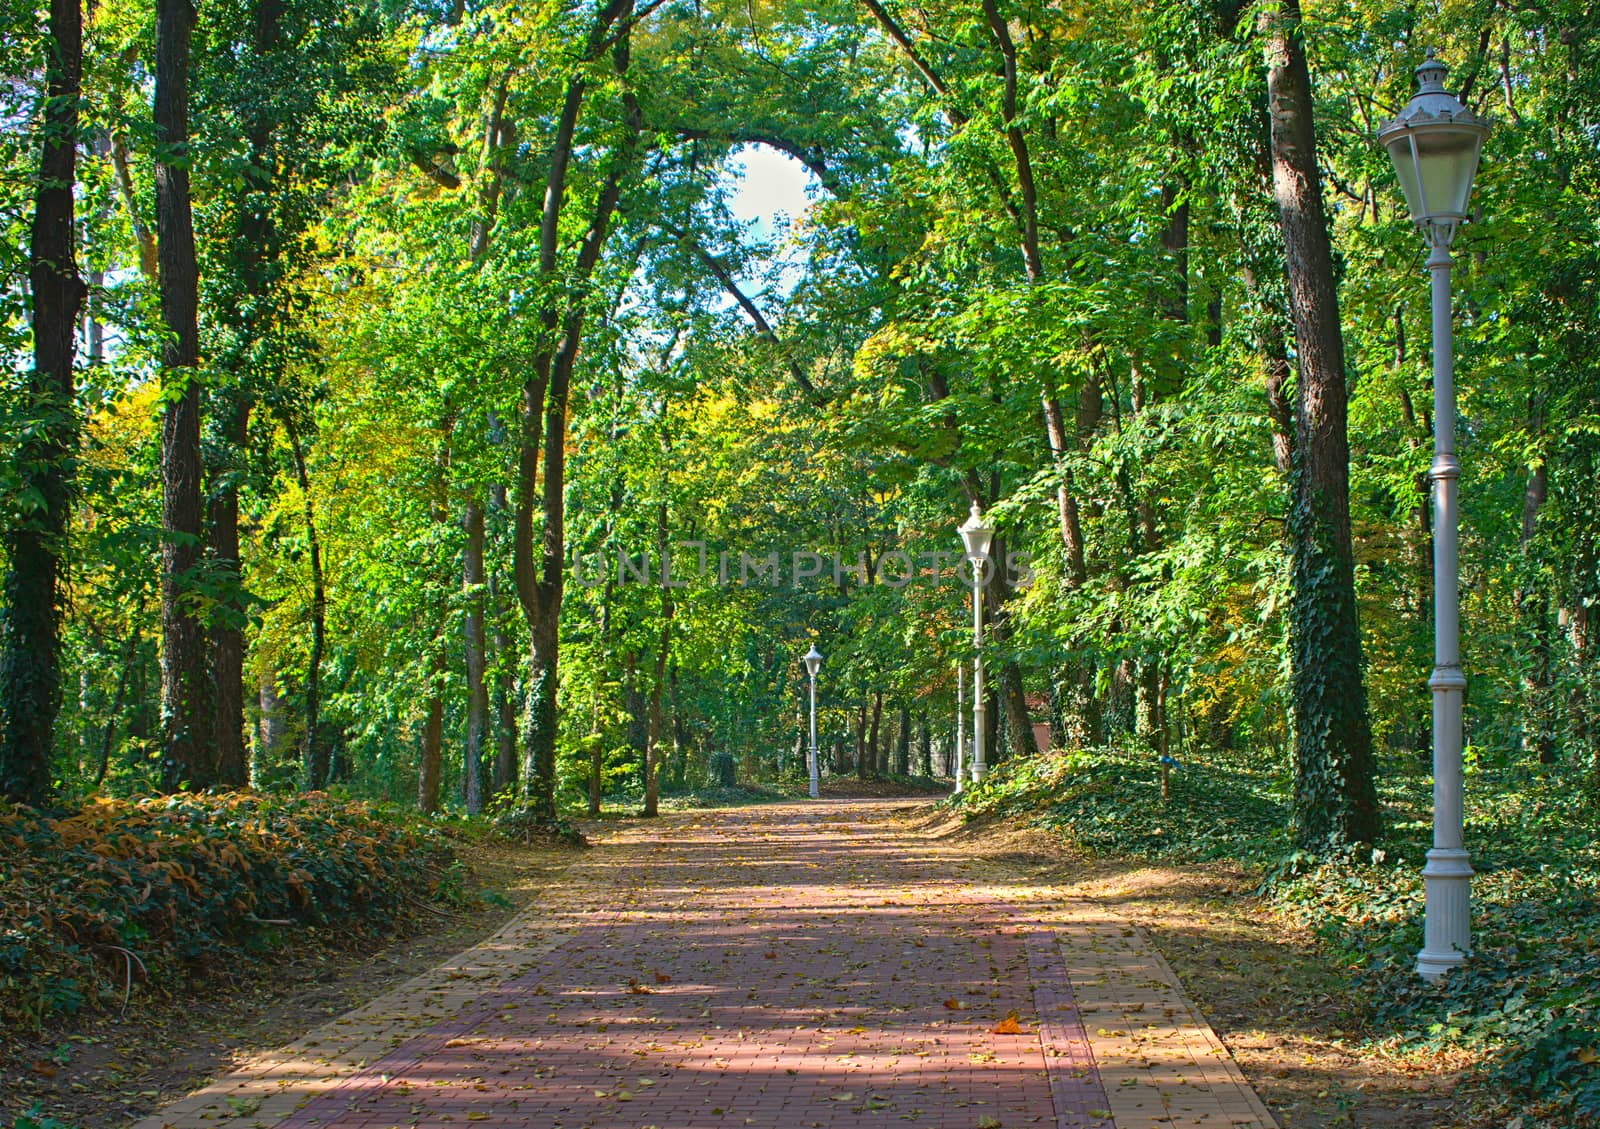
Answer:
205;0;285;788
1264;0;1380;847
0;0;86;804
515;0;645;819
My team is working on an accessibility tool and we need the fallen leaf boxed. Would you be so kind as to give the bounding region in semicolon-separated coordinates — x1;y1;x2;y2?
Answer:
831;1092;855;1102
943;999;966;1010
466;1113;490;1121
991;1012;1023;1035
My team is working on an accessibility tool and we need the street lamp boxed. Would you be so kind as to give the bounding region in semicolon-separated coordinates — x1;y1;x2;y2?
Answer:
1376;49;1491;982
803;644;823;799
958;503;995;784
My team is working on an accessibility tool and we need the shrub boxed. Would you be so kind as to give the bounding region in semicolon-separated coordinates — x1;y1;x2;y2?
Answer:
0;792;456;1029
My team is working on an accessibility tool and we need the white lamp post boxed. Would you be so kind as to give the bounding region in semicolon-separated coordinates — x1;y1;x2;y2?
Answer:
803;644;823;799
958;503;995;784
1376;49;1491;981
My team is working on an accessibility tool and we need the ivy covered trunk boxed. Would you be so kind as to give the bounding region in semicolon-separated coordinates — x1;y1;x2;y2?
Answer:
1265;0;1380;848
520;620;560;821
0;0;85;805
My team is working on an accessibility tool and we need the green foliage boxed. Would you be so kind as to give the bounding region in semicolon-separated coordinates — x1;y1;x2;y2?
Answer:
0;792;455;1030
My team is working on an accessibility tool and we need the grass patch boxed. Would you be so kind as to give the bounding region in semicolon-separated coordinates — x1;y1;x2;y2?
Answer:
659;783;794;809
955;746;1600;1128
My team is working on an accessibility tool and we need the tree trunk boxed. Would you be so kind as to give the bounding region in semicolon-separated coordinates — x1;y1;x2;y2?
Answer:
156;0;209;793
208;0;283;792
463;495;487;814
1518;398;1554;764
288;425;327;788
257;668;283;772
854;701;869;779
869;690;884;775
490;481;518;794
644;501;673;817
895;703;911;776
0;0;85;804
1265;0;1380;847
418;661;443;813
208;395;250;788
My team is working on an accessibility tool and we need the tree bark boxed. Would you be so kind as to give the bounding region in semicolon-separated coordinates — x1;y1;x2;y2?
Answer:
644;499;673;817
895;702;911;776
257;667;283;771
463;495;487;813
418;663;443;813
208;395;250;787
854;701;869;779
1265;0;1380;847
489;482;518;794
869;690;885;776
208;0;283;790
0;0;86;804
288;424;328;788
1517;397;1554;763
156;0;210;793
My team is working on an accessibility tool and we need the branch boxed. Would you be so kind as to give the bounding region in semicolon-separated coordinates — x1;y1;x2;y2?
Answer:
659;221;825;406
408;147;462;190
859;0;964;119
662;124;845;199
858;0;1025;234
980;0;1043;282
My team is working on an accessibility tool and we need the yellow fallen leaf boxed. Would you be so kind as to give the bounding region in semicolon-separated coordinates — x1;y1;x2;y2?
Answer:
992;1011;1023;1035
466;1114;490;1121
832;1092;855;1101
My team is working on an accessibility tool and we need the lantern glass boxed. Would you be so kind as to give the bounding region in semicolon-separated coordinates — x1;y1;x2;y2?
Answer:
803;645;822;677
1384;125;1484;225
958;505;994;560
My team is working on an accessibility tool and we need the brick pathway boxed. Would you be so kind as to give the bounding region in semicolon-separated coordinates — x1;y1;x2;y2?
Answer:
133;800;1275;1129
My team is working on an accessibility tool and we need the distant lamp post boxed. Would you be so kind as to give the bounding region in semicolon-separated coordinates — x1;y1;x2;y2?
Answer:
803;644;823;799
958;503;995;784
1376;49;1491;982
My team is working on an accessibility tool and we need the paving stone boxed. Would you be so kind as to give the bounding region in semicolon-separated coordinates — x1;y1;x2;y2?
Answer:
131;800;1275;1129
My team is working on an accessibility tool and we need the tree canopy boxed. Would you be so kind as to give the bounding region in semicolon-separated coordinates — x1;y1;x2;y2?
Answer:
1;0;1596;846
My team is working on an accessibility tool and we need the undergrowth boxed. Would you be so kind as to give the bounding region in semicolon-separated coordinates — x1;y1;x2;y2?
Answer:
0;792;458;1032
955;745;1600;1128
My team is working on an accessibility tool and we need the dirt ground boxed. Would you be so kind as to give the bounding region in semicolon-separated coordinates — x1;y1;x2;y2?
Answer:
0;835;587;1129
904;806;1475;1129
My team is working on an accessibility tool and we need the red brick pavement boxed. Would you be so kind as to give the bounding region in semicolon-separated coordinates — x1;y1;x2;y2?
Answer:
269;803;1110;1129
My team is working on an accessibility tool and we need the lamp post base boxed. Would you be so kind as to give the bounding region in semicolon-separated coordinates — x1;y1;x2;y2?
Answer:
1417;846;1473;980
